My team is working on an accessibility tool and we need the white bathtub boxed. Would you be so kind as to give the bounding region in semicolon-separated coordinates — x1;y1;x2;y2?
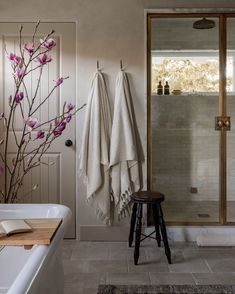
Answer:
0;204;72;294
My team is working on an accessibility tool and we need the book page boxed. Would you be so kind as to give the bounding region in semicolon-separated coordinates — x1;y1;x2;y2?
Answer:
1;220;32;235
0;223;6;237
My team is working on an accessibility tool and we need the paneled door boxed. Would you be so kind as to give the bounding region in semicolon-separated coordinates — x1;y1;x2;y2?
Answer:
0;22;76;238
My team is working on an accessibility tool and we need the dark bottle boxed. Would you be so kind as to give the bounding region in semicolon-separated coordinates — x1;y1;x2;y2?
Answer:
164;81;170;95
157;81;163;95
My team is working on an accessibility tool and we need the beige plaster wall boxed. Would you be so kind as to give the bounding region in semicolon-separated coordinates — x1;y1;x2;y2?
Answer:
0;0;235;239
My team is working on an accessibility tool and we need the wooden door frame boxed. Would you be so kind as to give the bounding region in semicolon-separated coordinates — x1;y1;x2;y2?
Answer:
147;13;235;226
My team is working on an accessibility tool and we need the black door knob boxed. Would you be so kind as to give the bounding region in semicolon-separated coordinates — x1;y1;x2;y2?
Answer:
65;139;73;147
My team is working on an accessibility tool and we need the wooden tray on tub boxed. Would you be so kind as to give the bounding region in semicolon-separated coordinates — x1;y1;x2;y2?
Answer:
0;218;62;249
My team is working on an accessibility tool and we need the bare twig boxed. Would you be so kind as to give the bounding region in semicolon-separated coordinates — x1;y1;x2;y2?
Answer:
1;22;84;203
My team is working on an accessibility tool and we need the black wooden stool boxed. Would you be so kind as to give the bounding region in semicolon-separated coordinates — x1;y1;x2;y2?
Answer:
128;190;171;265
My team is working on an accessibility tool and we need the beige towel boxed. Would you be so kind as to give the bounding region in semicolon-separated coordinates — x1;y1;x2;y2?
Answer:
110;70;140;218
79;71;112;225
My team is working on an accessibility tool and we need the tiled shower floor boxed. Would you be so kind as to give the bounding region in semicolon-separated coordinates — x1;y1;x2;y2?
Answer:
163;201;235;222
63;240;235;294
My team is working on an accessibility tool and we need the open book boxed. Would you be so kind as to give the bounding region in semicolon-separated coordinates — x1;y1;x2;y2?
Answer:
0;220;33;238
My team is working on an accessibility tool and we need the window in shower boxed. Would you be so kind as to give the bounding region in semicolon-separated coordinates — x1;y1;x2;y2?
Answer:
152;52;235;93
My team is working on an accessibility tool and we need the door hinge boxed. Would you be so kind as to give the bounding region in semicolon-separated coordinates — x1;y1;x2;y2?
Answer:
215;116;231;131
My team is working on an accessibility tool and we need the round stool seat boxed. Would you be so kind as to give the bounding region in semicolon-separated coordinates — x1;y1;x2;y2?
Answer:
131;190;164;203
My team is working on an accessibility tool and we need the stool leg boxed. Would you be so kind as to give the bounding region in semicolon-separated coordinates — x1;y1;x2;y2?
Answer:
128;203;137;247
152;204;161;247
157;203;172;264
134;203;143;265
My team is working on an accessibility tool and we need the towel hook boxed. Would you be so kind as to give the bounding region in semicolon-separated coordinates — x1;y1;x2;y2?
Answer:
97;60;100;71
120;59;123;71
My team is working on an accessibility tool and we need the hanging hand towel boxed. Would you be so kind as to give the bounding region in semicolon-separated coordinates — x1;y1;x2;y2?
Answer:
79;71;112;225
110;70;140;218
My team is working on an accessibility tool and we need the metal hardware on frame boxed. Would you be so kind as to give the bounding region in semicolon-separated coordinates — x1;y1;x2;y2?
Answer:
215;116;231;131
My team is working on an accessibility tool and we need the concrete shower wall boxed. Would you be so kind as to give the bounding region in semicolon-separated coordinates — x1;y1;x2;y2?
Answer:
152;18;219;51
152;94;220;202
0;0;235;239
152;94;235;202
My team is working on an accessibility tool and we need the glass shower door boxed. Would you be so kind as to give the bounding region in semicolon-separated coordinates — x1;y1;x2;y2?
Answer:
149;16;220;223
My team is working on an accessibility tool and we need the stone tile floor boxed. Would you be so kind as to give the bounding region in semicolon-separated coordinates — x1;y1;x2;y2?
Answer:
63;240;235;294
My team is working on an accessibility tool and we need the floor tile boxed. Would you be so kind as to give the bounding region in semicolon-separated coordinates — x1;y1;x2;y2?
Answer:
62;240;235;291
169;259;211;273
182;249;221;261
63;240;90;249
217;248;235;258
107;273;150;285
150;273;195;285
63;259;89;274
146;248;184;264
193;273;235;285
64;283;97;294
169;241;197;249
88;260;128;273
89;242;128;250
62;247;73;259
128;259;169;273
64;272;106;286
71;248;109;260
109;247;147;261
207;259;235;272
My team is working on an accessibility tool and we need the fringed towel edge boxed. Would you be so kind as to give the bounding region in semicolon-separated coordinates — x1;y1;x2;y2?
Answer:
87;194;112;226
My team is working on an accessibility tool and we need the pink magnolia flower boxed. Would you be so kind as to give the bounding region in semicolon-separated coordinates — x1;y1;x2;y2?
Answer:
14;55;22;65
8;53;22;65
40;38;56;50
67;102;75;112
53;129;62;137
54;77;64;87
15;67;26;79
8;52;16;61
15;92;24;103
36;53;52;65
26;117;39;131
24;42;35;54
53;121;66;137
0;164;4;176
57;121;66;132
36;130;45;139
66;114;72;123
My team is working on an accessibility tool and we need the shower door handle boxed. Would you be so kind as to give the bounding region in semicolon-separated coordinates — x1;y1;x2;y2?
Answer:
215;116;231;131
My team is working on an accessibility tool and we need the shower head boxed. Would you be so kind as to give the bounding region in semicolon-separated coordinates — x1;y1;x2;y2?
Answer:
193;17;216;29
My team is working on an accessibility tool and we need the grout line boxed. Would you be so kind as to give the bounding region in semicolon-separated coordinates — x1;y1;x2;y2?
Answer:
191;273;199;285
105;272;109;284
127;259;130;273
87;260;91;273
148;272;153;285
204;259;213;273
